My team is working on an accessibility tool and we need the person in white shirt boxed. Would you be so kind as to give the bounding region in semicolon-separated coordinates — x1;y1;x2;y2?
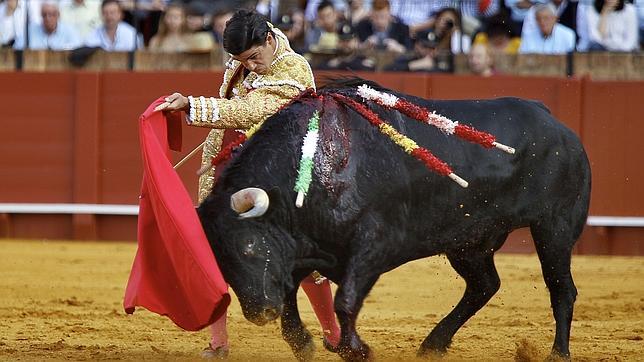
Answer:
60;0;102;39
519;3;576;54
13;1;81;50
84;0;140;51
0;0;25;47
585;0;638;51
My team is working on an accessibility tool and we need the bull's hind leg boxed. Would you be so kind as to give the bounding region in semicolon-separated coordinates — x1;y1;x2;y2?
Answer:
418;248;501;357
281;285;315;361
531;220;578;359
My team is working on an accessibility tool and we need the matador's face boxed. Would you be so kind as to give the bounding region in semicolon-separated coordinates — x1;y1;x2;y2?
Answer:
232;32;277;76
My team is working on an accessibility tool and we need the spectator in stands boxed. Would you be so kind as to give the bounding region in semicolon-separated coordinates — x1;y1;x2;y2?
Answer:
385;30;449;72
519;3;575;54
431;7;471;54
84;0;140;51
431;0;501;36
148;3;190;52
0;0;25;48
306;0;340;53
275;8;307;54
212;6;233;44
60;0;102;40
505;0;549;34
304;0;347;23
473;14;522;54
356;0;412;54
585;0;638;51
317;23;376;71
184;1;214;51
387;0;434;35
347;0;370;25
13;1;81;50
521;0;579;42
468;42;495;76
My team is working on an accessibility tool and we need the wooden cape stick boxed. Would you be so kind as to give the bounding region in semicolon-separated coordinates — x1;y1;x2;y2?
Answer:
173;140;206;170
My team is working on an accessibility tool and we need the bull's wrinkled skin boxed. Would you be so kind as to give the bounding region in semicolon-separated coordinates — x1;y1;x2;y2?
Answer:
198;79;591;361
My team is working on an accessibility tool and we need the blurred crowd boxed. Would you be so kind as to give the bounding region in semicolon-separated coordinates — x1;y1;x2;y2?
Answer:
0;0;642;75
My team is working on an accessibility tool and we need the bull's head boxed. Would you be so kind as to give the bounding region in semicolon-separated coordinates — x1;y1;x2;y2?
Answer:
199;187;296;326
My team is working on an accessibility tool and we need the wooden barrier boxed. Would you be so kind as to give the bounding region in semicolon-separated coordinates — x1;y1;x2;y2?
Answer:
0;49;15;71
0;71;643;254
134;49;225;71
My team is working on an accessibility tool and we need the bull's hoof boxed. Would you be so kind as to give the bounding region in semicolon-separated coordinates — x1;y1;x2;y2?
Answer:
292;338;315;362
545;349;570;362
417;347;447;360
338;343;372;361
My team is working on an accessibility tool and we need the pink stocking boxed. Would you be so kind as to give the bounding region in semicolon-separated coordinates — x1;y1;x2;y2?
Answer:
301;275;341;347
209;311;229;349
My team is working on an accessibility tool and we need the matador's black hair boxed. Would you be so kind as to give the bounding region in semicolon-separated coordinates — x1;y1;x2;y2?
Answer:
223;9;274;56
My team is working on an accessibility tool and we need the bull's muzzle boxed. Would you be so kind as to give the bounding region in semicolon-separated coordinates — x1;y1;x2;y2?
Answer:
230;187;269;218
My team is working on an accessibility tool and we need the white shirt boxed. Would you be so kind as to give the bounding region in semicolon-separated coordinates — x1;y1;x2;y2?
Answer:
0;1;25;45
586;3;639;51
84;21;141;51
60;0;101;39
14;21;81;50
519;23;576;54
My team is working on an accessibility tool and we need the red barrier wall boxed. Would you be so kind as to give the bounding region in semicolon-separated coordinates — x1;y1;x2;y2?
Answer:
0;71;642;254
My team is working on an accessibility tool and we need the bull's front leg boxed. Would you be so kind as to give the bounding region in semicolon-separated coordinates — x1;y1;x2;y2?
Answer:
281;285;315;361
334;262;380;361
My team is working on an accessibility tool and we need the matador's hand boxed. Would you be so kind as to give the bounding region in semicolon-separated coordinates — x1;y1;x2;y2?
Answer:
154;92;190;112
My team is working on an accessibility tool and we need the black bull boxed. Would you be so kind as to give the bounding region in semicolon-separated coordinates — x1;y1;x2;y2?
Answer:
197;83;591;361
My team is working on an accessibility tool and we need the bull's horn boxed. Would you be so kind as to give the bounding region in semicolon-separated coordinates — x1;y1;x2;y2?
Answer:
230;187;270;218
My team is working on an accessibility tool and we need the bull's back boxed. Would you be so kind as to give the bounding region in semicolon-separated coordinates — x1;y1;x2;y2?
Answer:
350;96;590;251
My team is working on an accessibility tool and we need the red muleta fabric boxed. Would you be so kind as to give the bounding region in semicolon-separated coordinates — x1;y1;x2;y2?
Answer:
123;97;230;331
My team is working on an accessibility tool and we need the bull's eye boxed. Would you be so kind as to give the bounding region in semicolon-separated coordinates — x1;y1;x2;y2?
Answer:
243;240;255;256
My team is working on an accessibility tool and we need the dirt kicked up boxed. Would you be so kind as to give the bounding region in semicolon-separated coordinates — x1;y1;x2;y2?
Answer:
0;239;642;361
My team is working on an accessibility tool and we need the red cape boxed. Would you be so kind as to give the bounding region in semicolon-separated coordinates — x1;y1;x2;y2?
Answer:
123;98;230;331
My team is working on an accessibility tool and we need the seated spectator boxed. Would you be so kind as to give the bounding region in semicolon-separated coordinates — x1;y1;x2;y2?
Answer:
521;0;579;41
468;43;495;76
85;0;141;51
211;6;233;44
347;0;370;25
356;0;412;54
275;9;307;54
424;0;502;36
306;0;340;53
585;0;638;51
304;0;347;23
317;23;375;71
60;0;102;40
184;1;215;51
385;31;451;72
14;1;81;50
388;0;434;35
431;7;471;54
0;0;25;48
474;14;522;54
519;3;575;54
505;0;549;34
148;3;191;52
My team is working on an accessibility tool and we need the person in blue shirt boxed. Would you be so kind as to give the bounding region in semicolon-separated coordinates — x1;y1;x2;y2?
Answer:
519;3;576;54
13;1;81;50
84;0;141;51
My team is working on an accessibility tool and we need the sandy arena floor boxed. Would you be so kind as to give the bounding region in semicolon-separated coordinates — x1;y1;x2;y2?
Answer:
0;239;642;361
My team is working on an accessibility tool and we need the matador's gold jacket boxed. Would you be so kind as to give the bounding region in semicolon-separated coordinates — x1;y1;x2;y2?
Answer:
186;28;315;202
